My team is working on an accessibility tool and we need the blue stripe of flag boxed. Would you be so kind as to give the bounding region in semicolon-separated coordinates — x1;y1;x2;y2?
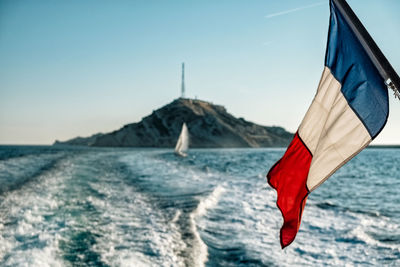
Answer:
325;0;389;139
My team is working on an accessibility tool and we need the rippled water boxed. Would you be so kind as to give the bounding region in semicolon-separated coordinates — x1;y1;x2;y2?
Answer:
0;146;399;266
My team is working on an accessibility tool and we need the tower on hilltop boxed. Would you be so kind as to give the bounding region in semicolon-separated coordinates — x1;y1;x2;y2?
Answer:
181;62;185;98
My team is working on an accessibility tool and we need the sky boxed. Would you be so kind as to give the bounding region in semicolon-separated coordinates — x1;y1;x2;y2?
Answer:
0;0;399;145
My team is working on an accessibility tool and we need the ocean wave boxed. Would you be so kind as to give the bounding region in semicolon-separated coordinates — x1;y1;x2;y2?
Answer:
314;201;383;219
0;153;67;194
189;185;225;267
343;217;400;251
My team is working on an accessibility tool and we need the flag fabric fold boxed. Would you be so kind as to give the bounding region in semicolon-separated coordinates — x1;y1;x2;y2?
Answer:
267;0;390;248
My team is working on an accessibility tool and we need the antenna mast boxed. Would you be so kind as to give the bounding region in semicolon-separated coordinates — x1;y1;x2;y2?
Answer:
181;62;185;98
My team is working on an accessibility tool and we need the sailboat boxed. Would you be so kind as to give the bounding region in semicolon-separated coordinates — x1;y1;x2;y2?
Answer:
175;122;189;157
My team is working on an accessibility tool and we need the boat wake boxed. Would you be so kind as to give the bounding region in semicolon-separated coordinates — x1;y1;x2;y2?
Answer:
189;185;225;267
1;147;399;266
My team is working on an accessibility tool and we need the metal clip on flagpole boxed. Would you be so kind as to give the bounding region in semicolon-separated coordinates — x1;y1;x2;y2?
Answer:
386;79;400;100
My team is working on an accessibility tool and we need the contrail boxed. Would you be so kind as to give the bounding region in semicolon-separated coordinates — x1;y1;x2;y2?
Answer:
265;1;325;19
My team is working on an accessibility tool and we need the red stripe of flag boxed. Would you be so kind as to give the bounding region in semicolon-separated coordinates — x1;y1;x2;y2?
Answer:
267;132;312;248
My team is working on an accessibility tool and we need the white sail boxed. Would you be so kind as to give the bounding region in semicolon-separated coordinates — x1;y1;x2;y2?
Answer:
175;123;189;156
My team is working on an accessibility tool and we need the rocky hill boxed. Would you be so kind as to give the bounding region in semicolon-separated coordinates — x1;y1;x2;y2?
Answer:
54;98;293;148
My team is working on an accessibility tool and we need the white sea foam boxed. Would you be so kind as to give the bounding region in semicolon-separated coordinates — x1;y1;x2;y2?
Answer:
171;210;182;224
0;158;70;266
344;217;400;252
194;185;225;218
86;161;188;267
189;185;225;267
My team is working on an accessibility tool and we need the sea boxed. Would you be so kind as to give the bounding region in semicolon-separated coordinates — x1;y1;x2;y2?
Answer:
0;145;399;266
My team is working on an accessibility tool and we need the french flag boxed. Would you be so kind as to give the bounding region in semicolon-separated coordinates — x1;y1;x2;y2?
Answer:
267;0;400;248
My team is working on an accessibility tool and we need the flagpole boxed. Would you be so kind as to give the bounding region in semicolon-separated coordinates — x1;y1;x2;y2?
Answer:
332;0;400;99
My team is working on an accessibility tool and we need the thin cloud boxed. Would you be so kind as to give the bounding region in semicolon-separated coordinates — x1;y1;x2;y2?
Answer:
265;2;325;19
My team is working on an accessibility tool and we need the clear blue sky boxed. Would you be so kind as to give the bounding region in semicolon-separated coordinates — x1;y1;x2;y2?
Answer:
1;0;399;145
